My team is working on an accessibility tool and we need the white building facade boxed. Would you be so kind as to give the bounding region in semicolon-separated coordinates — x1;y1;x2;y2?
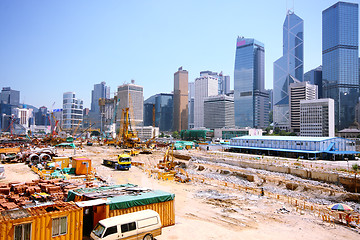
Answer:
289;81;318;133
300;98;335;137
117;80;144;127
62;92;83;130
194;74;218;128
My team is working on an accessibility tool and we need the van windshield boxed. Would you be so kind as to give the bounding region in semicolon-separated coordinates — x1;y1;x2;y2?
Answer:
92;223;105;238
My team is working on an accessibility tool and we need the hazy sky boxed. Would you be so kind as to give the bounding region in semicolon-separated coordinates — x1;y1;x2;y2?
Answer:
0;0;357;110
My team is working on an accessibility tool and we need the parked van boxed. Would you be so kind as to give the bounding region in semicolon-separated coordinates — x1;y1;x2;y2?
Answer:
90;209;162;240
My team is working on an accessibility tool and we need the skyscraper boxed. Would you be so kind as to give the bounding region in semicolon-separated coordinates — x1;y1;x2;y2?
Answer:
117;80;143;127
273;10;304;130
304;66;323;98
0;87;20;105
194;72;218;128
173;67;188;132
62;92;83;130
289;81;318;133
144;93;173;132
90;82;110;129
234;37;269;129
204;95;234;129
218;72;231;95
322;2;359;130
188;82;195;129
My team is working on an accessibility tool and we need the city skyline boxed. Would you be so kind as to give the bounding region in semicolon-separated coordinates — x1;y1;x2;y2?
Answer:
0;0;353;110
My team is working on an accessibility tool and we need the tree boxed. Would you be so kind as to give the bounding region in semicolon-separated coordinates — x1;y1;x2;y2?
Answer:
172;131;180;139
352;163;359;193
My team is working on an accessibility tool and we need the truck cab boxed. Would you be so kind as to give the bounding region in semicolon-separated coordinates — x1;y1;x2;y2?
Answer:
115;154;131;170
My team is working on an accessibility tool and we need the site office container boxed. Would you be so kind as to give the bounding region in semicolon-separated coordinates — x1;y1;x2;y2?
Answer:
72;157;92;175
0;202;83;240
52;157;71;169
68;187;175;235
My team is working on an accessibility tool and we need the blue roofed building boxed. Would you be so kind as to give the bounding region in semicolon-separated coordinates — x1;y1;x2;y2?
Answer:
229;136;357;160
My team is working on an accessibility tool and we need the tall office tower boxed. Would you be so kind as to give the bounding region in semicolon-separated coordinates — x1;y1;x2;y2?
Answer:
322;2;359;130
91;82;110;114
266;89;273;113
62;92;83;130
173;67;188;132
234;37;269;129
90;82;110;129
117;80;144;127
300;98;335;137
194;72;218;128
289;81;318;133
35;106;49;126
204;95;235;129
188;82;195;129
0;87;20;105
143;93;173;132
304;66;323;98
273;10;304;131
218;72;231;95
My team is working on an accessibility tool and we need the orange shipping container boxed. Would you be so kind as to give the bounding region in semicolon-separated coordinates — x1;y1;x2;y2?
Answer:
73;157;92;175
0;202;83;240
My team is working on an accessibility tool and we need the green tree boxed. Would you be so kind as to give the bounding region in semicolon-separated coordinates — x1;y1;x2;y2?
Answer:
353;163;359;193
172;131;180;139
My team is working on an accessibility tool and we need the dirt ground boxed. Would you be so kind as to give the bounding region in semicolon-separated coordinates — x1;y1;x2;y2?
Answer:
1;145;360;240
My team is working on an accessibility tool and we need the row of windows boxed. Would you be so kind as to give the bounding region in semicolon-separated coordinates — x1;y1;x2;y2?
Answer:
14;216;67;240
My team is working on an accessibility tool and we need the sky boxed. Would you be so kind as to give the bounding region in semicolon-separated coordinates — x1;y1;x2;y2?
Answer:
0;0;358;110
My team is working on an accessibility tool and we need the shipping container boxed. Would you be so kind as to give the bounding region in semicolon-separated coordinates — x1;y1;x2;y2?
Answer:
0;202;83;240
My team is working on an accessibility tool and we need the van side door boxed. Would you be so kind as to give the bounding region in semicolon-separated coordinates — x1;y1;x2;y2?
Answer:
119;221;137;239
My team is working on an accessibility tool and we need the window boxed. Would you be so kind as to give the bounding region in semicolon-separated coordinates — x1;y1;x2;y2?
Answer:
103;226;117;238
14;223;31;240
121;222;136;233
52;216;67;237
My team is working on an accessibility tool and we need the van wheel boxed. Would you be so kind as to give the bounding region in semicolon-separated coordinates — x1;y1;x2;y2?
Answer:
143;234;153;240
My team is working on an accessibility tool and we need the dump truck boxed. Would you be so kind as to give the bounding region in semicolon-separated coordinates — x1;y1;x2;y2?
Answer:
103;154;132;170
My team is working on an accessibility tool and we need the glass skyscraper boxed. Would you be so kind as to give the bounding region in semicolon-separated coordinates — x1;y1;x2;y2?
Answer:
273;11;304;130
322;2;359;130
144;93;173;132
234;37;269;128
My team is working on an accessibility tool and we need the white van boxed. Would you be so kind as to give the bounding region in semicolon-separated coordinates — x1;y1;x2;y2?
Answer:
90;209;162;240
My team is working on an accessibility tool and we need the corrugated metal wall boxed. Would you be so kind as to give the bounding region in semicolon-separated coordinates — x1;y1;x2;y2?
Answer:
108;200;175;227
0;207;83;240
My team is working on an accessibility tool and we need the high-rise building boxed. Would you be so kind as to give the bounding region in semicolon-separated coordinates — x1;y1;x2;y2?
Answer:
0;87;20;105
144;93;173;132
234;37;269;129
188;82;195;129
194;72;218;128
322;2;359;130
289;81;318;133
89;82;110;129
62;92;83;130
204;95;235;129
273;10;304;131
117;80;143;127
300;98;335;137
218;72;231;95
304;66;323;98
35;106;49;126
173;67;188;132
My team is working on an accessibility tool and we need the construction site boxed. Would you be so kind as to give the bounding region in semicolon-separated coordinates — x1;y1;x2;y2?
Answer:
0;94;359;239
0;135;359;239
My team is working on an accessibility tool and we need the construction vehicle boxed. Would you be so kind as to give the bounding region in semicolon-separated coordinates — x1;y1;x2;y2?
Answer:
103;153;132;170
117;107;141;148
158;145;176;171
